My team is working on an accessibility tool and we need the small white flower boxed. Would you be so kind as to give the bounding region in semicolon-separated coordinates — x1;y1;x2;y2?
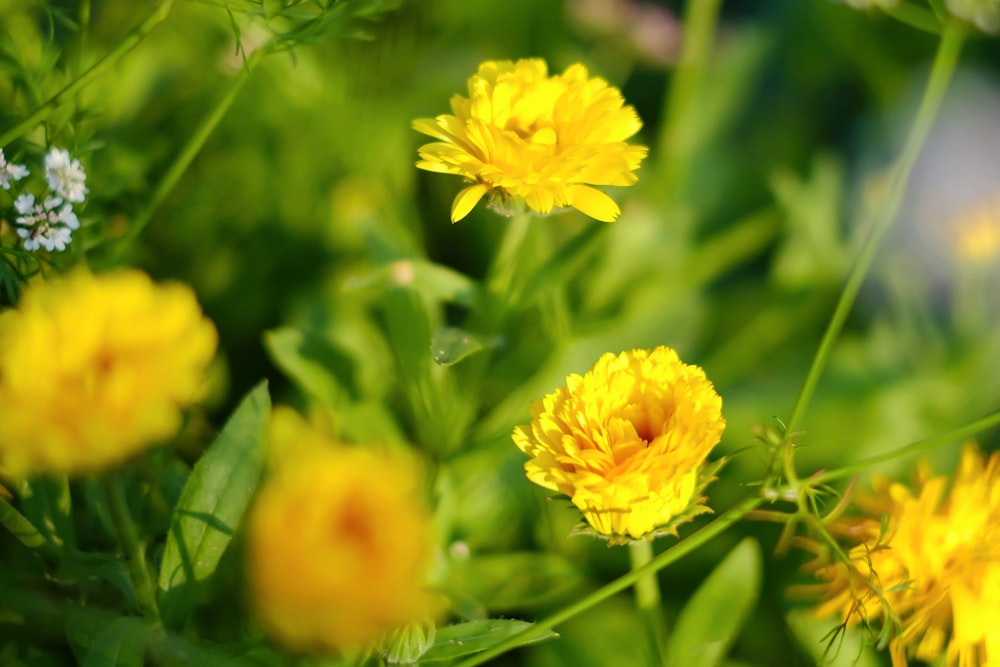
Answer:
13;192;78;252
0;148;29;190
44;148;88;203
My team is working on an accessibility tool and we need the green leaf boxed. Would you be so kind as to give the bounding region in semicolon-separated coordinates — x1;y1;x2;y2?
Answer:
430;327;495;367
785;610;881;667
665;537;762;667
419;619;558;663
446;552;584;612
157;381;271;630
82;617;155;667
264;327;354;408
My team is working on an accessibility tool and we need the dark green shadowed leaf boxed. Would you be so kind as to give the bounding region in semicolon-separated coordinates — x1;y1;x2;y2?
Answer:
264;327;354;408
82;616;155;667
665;537;762;667
157;381;271;630
419;619;558;663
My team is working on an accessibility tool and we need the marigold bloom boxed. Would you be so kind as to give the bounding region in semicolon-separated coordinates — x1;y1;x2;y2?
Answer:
413;58;647;223
247;408;439;652
809;444;1000;667
0;270;217;475
512;346;725;545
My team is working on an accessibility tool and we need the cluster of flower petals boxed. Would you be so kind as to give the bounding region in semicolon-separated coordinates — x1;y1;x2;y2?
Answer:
414;58;647;223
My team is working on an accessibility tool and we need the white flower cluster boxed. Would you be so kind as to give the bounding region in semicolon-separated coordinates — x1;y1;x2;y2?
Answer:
1;147;88;252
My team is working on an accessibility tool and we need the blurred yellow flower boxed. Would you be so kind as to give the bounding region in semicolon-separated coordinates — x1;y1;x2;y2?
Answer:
0;270;217;475
246;407;439;652
810;444;1000;667
512;346;725;545
952;194;1000;263
413;58;647;223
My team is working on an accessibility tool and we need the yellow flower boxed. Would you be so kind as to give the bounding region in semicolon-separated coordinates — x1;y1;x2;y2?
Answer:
512;346;726;545
810;444;1000;667
413;58;647;223
0;270;217;476
246;407;439;653
951;193;1000;264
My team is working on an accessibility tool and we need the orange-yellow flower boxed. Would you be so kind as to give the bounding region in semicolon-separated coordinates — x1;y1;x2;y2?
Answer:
246;407;439;652
809;444;1000;667
512;346;725;545
413;58;647;223
0;270;217;475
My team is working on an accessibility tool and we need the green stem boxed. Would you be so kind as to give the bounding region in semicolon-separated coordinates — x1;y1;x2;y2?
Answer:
0;0;175;148
884;1;943;34
0;494;57;559
816;409;1000;484
454;495;763;667
782;22;965;442
485;212;533;300
102;476;160;621
109;47;265;260
629;539;666;666
657;0;724;194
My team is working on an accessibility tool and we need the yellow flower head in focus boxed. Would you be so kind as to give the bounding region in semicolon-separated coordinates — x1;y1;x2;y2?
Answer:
809;444;1000;667
247;407;439;653
413;58;648;223
512;346;726;545
0;270;217;476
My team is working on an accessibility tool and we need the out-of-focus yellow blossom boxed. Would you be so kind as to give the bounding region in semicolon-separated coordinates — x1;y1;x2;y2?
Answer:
0;270;217;475
512;346;725;545
246;407;439;653
413;58;647;223
952;194;1000;263
809;444;1000;667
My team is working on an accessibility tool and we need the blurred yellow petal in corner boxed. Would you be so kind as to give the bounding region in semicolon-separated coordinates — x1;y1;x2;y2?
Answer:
512;346;726;545
810;444;1000;667
246;407;438;653
0;270;217;476
413;58;648;223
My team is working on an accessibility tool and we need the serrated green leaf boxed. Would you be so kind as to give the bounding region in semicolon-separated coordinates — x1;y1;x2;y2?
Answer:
82;616;155;667
157;381;271;630
419;619;558;663
665;538;762;667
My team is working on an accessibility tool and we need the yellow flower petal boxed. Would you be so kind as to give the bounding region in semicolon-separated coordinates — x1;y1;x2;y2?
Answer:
451;183;490;222
566;184;621;222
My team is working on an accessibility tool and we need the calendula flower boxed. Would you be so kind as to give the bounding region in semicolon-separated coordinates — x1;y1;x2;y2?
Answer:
952;193;1000;263
512;346;726;545
413;58;647;223
44;148;87;203
808;444;1000;667
247;408;439;653
0;148;29;189
0;270;217;475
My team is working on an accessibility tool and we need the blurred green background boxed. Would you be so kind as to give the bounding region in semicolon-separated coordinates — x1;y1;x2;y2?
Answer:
2;0;999;664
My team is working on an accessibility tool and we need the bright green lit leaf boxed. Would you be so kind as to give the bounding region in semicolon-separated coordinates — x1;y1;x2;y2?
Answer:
665;537;762;667
430;327;493;367
419;619;558;663
157;381;270;630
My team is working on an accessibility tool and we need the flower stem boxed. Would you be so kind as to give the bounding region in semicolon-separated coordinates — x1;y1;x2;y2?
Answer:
657;0;724;194
629;539;666;666
486;211;533;302
108;47;265;261
454;494;763;667
782;22;966;444
101;476;160;621
0;495;58;562
816;409;1000;485
0;0;175;148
